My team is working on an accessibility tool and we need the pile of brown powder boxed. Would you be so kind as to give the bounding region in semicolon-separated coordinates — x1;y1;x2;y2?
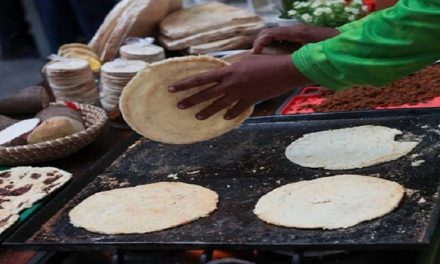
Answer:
302;64;440;112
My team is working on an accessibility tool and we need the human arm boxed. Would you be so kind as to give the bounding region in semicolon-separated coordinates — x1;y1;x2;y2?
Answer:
169;54;312;120
252;24;340;54
293;0;440;90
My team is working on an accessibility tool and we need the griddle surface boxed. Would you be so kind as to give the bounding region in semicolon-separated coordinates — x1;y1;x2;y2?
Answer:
6;113;440;250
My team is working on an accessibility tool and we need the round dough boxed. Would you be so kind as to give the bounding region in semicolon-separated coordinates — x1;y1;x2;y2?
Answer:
119;56;254;144
285;125;418;170
69;182;218;234
254;175;404;229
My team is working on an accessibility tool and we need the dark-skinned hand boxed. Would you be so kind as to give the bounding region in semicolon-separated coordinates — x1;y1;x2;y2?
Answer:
252;24;340;54
169;54;312;120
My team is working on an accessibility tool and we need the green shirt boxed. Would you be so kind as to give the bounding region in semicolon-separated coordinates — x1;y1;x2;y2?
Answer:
292;0;440;91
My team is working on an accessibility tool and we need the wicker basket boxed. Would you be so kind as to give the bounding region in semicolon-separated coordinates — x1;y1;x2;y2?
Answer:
0;103;107;166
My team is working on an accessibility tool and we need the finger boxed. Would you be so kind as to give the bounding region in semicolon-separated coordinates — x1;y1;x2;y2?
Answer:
169;70;224;92
195;95;237;120
177;84;225;109
224;100;254;120
252;34;273;54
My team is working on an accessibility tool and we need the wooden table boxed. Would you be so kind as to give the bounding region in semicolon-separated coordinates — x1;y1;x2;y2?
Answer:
0;95;287;264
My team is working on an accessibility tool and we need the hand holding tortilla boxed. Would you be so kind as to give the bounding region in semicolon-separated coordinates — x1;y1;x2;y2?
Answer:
120;56;253;144
169;54;311;120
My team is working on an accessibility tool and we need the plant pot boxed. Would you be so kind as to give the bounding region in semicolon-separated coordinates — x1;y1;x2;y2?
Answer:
276;17;302;27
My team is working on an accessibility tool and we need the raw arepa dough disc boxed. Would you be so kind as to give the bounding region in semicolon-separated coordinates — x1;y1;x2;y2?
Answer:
254;175;405;229
69;182;218;234
120;56;253;144
285;125;418;170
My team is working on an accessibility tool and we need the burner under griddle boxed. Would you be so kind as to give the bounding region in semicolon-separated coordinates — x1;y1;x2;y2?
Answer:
35;249;417;264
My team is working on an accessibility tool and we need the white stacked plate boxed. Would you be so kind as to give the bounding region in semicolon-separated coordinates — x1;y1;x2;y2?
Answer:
44;58;98;104
99;59;148;112
119;44;165;63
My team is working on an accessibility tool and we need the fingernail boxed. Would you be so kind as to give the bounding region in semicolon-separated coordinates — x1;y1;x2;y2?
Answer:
177;103;186;109
168;86;176;92
196;114;205;120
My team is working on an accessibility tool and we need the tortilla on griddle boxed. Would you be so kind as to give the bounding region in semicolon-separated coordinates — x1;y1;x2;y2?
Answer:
254;175;404;229
69;182;218;234
285;125;418;170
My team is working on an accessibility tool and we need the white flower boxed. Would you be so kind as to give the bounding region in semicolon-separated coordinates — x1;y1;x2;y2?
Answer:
348;15;356;21
351;0;363;4
362;5;369;12
288;10;297;16
326;0;345;4
294;2;309;8
321;7;332;14
311;2;321;8
312;7;331;16
301;14;313;23
345;7;360;14
313;8;323;16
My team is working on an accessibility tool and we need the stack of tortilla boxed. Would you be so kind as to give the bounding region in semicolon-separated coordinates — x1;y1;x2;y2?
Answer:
119;43;165;63
43;58;98;104
159;2;265;54
100;59;148;114
58;43;101;74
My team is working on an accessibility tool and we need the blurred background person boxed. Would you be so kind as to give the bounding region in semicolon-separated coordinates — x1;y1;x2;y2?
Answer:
0;0;118;59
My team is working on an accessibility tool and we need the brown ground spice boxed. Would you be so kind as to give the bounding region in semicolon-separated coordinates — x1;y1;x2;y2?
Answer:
302;64;440;112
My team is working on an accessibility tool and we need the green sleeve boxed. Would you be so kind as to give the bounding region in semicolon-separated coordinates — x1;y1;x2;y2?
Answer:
292;0;440;91
336;12;377;33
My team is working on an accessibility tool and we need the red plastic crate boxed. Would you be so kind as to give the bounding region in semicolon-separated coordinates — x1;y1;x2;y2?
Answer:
279;86;440;115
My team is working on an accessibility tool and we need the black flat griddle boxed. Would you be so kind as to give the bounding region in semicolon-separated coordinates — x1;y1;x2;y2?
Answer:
5;110;440;251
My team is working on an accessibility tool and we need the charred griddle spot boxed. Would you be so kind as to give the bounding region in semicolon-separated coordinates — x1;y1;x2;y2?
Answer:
30;173;42;179
42;184;58;193
0;172;11;178
44;175;62;185
0;197;10;209
0;198;10;203
47;171;57;177
0;215;12;227
9;184;33;196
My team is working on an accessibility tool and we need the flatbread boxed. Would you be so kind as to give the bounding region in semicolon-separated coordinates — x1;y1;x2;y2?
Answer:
0;209;19;235
160;2;261;39
89;0;169;62
120;56;254;144
69;182;218;234
0;167;72;214
159;22;264;50
88;0;133;55
254;175;405;229
167;0;182;14
285;125;418;170
189;35;257;55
